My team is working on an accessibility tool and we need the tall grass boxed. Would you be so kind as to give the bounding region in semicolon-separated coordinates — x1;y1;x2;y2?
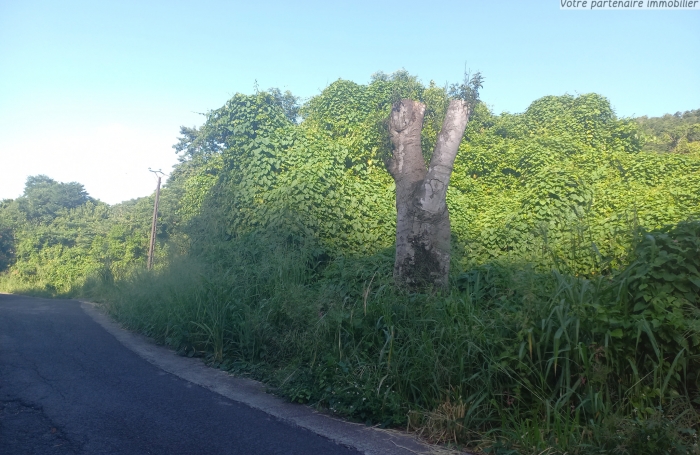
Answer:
81;226;700;455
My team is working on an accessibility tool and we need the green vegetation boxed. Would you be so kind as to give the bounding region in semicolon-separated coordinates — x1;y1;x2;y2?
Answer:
0;177;158;294
636;109;700;154
2;72;699;454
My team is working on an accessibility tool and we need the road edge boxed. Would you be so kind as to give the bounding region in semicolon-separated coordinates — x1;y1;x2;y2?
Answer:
80;301;465;455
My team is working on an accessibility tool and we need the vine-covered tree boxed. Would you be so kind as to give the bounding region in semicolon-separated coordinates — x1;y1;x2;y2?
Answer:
386;73;482;287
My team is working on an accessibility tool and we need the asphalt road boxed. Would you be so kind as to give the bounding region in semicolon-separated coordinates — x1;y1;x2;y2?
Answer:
0;294;362;455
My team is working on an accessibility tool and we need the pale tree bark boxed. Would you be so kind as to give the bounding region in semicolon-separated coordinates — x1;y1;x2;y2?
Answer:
386;99;470;288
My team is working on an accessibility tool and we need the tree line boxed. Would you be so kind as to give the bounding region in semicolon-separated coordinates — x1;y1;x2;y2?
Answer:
5;71;698;287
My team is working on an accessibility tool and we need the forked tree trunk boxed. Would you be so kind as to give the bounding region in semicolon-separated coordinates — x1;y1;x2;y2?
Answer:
386;99;470;288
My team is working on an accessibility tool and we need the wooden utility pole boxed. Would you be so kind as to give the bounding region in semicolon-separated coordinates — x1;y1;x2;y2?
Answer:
147;169;163;270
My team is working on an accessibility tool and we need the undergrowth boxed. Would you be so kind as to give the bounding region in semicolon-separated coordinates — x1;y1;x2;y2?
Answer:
76;221;700;455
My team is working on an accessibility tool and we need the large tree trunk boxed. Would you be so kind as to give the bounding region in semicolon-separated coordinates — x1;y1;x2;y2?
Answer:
386;99;470;288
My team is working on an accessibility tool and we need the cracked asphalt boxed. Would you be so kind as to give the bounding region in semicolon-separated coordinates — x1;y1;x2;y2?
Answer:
0;294;362;455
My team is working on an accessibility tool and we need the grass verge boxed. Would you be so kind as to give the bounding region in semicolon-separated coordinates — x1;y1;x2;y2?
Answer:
71;225;700;455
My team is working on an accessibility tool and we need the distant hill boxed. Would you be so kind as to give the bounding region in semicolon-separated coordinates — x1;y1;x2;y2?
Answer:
635;109;700;154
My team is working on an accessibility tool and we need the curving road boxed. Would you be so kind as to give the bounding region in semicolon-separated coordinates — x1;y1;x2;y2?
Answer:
0;294;367;455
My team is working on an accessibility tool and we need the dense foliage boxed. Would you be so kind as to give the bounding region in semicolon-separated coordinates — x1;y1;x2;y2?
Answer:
0;179;160;294
2;72;699;454
636;109;700;154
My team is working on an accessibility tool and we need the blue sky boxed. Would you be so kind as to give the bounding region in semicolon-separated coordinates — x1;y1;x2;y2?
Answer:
1;0;698;204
